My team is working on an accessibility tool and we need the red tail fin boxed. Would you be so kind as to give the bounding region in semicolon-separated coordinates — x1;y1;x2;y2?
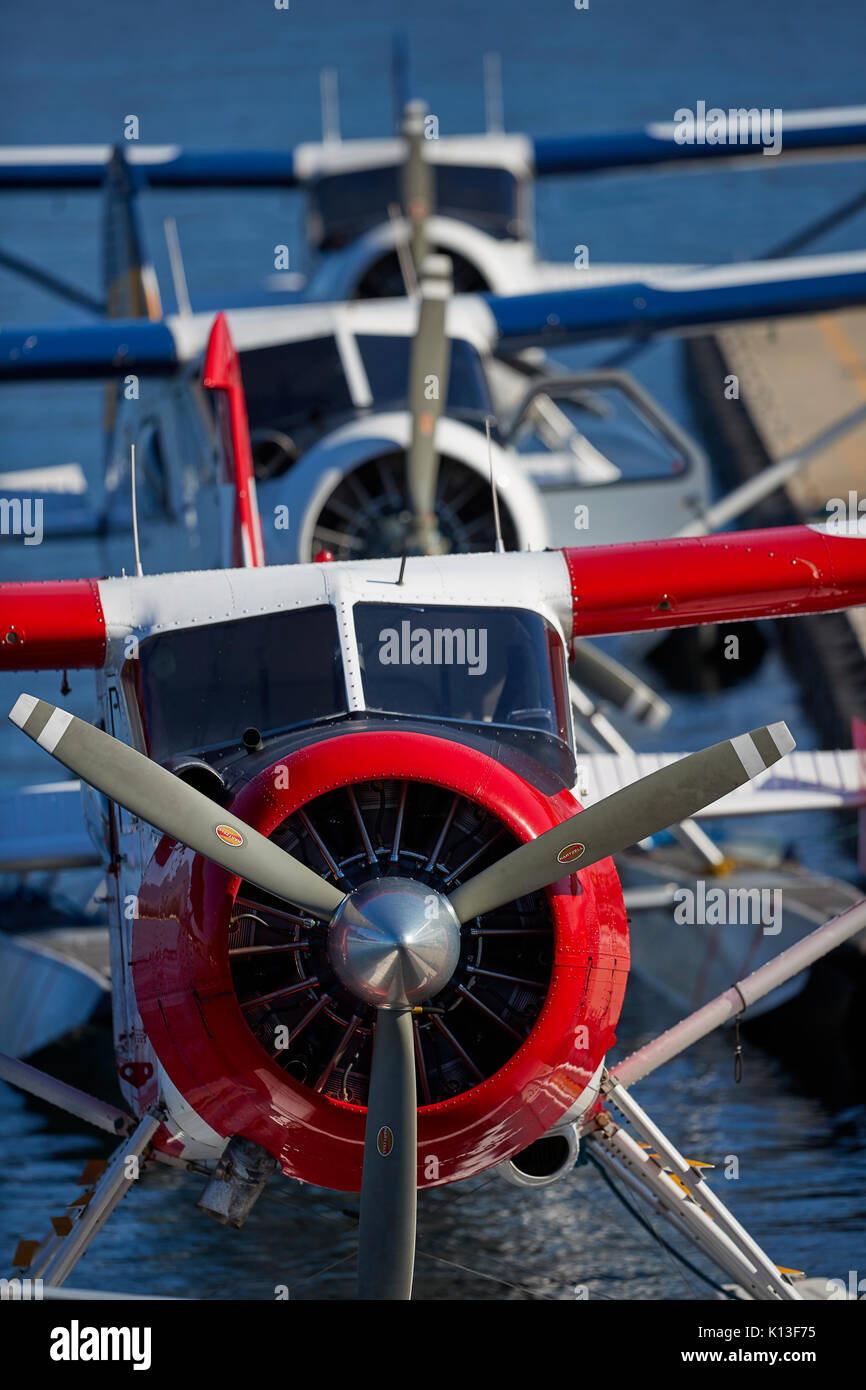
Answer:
202;312;266;568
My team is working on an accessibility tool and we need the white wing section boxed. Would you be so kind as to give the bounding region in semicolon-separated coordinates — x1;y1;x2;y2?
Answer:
574;749;866;816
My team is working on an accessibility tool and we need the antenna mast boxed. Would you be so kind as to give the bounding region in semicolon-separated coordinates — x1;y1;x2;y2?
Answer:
483;53;504;133
320;68;341;144
387;202;419;297
485;417;505;553
130;442;144;577
164;216;191;318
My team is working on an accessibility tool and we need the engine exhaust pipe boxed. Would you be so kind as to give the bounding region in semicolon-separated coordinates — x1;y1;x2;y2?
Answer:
196;1135;278;1228
498;1124;579;1188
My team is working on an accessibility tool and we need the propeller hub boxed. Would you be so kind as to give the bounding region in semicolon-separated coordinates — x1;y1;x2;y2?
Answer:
327;878;460;1008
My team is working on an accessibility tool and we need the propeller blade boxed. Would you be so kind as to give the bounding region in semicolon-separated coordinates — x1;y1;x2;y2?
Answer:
449;722;794;923
401;100;433;271
357;1007;417;1300
407;252;453;553
9;695;344;920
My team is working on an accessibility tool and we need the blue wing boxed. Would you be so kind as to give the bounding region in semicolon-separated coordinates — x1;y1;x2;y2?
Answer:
532;106;866;175
0;321;179;380
2;107;865;190
485;251;866;350
0;146;300;190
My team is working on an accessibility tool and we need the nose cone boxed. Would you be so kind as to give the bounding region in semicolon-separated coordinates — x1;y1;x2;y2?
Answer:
327;877;461;1008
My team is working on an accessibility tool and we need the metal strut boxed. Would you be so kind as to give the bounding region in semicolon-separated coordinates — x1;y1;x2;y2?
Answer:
585;1070;802;1302
9;1111;161;1288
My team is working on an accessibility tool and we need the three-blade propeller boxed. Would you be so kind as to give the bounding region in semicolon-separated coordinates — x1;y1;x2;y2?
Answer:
10;693;795;1299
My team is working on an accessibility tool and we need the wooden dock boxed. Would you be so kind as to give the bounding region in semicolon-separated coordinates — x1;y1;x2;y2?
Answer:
686;309;866;746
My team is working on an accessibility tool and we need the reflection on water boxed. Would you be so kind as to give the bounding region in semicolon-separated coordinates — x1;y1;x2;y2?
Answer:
1;977;863;1300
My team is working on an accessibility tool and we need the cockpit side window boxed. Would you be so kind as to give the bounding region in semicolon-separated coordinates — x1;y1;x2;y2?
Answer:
239;337;353;439
136;605;347;762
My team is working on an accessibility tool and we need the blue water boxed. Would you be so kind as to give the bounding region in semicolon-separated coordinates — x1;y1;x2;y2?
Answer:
1;0;865;1299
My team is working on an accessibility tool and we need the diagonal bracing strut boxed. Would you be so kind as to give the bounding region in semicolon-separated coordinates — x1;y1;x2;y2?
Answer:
586;1070;801;1301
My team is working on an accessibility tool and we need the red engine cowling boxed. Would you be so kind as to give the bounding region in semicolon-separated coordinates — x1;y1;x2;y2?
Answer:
133;730;629;1190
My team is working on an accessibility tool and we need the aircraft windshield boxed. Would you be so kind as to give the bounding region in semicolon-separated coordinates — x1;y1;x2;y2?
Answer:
357;335;491;420
309;164;523;249
136;605;347;761
239;333;491;442
354;603;570;743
